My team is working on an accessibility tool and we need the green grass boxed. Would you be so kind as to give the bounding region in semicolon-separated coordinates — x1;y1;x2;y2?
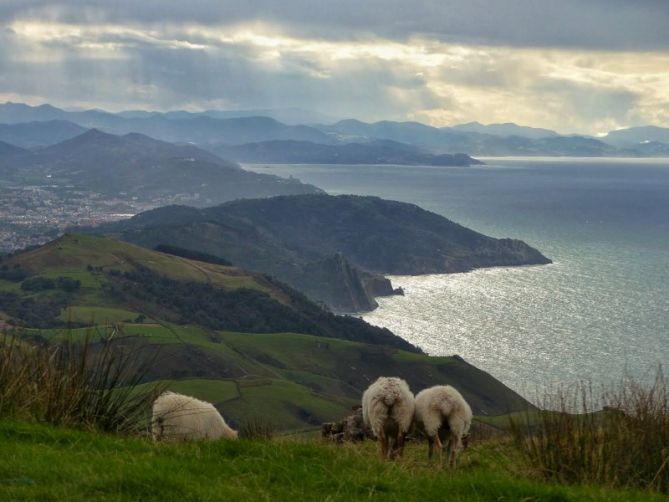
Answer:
0;419;663;501
132;377;354;431
5;234;276;295
16;324;531;430
133;379;240;406
58;306;142;324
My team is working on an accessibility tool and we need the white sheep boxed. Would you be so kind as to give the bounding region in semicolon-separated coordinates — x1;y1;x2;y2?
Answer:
414;385;472;467
361;376;415;459
151;391;238;441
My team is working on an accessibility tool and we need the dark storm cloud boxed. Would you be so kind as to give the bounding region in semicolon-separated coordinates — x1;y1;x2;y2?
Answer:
1;0;668;51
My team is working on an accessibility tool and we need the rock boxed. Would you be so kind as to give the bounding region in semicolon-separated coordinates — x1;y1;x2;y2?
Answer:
322;405;373;443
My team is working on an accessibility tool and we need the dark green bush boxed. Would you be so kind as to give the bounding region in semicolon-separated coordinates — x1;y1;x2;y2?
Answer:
21;276;56;291
56;276;81;292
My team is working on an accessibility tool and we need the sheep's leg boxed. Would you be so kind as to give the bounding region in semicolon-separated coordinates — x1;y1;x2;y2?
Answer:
379;430;389;459
427;435;435;461
394;433;405;459
434;433;444;468
448;436;459;468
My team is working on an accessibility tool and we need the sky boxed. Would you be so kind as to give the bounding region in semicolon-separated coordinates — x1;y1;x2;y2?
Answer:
0;1;668;134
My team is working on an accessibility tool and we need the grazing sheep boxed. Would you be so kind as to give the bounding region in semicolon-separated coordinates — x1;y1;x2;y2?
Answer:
414;385;472;467
362;377;415;459
152;392;238;441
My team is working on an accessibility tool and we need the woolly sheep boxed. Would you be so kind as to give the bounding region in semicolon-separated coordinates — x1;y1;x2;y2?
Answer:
414;385;472;467
152;392;238;441
361;376;415;459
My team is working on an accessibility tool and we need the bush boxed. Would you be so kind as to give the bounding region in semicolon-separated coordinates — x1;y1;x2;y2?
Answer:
56;276;81;292
0;330;163;434
0;266;28;282
21;276;56;291
510;370;669;493
239;417;276;440
0;292;66;328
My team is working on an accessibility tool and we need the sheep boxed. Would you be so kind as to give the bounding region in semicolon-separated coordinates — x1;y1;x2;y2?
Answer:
414;385;472;468
151;391;238;441
361;376;415;459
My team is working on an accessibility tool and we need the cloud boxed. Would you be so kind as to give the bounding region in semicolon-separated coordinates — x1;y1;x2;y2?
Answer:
1;0;668;51
0;3;668;133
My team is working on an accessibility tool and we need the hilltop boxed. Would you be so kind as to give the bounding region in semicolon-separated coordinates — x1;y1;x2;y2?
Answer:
90;194;550;312
0;234;531;429
0;129;321;204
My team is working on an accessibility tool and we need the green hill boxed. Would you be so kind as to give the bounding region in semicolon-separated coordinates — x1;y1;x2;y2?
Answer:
91;194;551;312
0;234;532;430
1;129;322;204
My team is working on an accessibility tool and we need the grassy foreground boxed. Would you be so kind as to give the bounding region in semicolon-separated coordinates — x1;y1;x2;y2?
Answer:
0;420;664;501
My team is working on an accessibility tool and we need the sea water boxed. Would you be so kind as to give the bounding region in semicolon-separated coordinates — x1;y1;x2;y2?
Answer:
245;159;669;394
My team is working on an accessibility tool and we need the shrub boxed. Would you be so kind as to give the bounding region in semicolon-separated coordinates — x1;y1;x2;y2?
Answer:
20;276;55;291
0;265;27;282
56;276;81;292
0;329;163;434
510;370;669;493
239;417;276;440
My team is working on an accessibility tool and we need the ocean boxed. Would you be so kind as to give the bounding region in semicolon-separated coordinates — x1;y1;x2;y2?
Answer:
245;158;669;395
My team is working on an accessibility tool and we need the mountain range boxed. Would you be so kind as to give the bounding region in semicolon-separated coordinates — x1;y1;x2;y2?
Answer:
2;102;669;158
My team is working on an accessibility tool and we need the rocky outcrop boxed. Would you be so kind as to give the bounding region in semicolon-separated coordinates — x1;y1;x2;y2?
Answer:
297;253;378;312
321;406;373;443
360;271;404;298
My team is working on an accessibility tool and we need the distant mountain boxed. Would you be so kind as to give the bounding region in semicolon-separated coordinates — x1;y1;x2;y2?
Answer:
164;107;338;125
320;119;448;147
451;121;559;139
2;129;322;204
89;194;550;312
319;119;628;156
632;141;669;156
602;126;669;147
0;140;26;157
0;103;334;145
0;102;68;123
4;102;667;157
209;139;482;166
0;120;87;148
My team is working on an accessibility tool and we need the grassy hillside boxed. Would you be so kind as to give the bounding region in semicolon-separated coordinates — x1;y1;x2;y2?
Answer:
1;234;531;430
29;324;530;429
1;234;410;350
0;420;662;501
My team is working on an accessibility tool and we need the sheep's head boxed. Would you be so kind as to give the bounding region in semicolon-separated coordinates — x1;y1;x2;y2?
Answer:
461;433;470;450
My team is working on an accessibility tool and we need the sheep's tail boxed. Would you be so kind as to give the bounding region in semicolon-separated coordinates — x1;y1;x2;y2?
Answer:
437;398;456;420
382;389;402;410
